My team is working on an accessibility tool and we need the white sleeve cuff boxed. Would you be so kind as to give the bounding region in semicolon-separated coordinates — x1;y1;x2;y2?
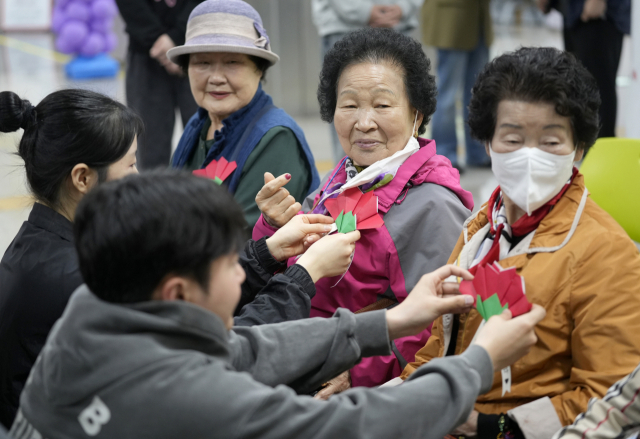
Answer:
508;397;563;439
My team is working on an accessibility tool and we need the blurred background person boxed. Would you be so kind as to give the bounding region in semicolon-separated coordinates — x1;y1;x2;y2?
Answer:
311;0;424;164
424;0;493;172
538;0;631;140
169;0;320;227
116;0;204;170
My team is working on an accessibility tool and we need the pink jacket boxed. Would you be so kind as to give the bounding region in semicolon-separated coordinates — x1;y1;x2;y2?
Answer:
253;138;474;387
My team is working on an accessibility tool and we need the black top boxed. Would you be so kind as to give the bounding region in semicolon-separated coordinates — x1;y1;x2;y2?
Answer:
234;237;316;327
0;203;83;429
115;0;205;53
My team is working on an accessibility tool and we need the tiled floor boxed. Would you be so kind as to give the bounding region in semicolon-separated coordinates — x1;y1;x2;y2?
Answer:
0;22;636;255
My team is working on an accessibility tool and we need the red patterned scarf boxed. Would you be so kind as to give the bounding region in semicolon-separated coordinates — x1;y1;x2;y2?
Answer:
469;167;578;275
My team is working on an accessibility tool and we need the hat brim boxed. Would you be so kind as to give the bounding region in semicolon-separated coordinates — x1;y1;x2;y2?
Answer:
167;44;279;66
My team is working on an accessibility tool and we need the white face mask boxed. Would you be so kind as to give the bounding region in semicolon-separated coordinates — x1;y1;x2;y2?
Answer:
489;145;576;215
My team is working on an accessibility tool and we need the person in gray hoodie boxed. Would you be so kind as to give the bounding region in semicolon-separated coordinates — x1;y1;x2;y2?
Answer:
11;170;545;439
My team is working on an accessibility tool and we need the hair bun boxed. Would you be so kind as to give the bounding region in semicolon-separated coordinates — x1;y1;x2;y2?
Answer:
0;91;36;133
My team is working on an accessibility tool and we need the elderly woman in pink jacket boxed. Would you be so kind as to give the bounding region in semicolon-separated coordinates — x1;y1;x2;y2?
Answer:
253;28;474;396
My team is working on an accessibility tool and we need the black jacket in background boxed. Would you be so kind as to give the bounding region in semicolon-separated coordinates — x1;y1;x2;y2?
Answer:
115;0;205;53
0;203;82;429
0;205;314;429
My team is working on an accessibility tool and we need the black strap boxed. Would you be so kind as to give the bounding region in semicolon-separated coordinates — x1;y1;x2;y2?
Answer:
445;316;460;357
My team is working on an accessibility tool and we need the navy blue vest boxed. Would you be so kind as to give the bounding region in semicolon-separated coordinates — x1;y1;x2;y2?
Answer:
172;85;320;195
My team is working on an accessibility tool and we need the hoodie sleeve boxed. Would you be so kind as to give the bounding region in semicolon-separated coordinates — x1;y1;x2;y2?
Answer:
169;344;494;439
229;309;390;393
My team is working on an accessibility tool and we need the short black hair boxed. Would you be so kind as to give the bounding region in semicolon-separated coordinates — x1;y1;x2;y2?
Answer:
468;47;601;151
317;28;437;135
177;54;271;81
0;89;143;209
74;170;247;304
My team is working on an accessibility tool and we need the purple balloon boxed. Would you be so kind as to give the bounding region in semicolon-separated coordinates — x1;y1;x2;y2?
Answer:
91;0;117;20
65;1;91;22
56;20;89;54
54;0;71;9
104;31;117;52
80;32;106;57
89;17;112;33
52;7;69;33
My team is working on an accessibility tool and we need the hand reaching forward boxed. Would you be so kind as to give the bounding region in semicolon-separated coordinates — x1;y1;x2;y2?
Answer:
386;265;475;340
296;231;360;283
266;214;334;261
314;371;351;400
256;172;301;228
473;305;546;372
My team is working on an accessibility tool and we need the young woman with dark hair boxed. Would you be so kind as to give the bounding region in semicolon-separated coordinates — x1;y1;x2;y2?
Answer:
0;88;142;429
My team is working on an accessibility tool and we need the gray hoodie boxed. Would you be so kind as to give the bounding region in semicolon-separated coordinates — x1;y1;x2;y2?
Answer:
13;286;493;439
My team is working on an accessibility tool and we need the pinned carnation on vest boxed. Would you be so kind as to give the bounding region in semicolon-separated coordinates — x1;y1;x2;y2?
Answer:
324;187;384;233
192;157;237;185
459;262;532;320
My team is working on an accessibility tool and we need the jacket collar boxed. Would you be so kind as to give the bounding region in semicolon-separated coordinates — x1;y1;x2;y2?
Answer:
324;138;473;213
377;138;474;212
376;138;437;212
28;202;74;242
464;173;589;255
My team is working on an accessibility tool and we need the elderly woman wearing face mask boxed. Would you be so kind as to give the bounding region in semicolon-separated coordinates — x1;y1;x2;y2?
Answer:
168;0;320;226
252;28;474;395
400;47;640;439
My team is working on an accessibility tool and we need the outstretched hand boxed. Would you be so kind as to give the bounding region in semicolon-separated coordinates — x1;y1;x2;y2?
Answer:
256;172;301;228
296;231;361;283
266;214;334;262
313;371;351;400
386;265;474;340
474;304;546;372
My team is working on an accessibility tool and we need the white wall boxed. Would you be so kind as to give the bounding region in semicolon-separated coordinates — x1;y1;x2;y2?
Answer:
624;1;640;138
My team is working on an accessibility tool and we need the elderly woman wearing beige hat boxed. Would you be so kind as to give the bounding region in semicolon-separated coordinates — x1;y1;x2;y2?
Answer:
169;0;319;226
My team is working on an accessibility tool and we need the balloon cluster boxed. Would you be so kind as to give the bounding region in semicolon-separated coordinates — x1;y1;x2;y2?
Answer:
52;0;118;57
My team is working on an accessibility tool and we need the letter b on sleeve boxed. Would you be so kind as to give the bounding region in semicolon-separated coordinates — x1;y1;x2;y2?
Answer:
78;396;111;436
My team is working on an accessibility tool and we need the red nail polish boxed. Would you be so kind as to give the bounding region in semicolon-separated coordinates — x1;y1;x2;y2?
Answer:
285;174;291;180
